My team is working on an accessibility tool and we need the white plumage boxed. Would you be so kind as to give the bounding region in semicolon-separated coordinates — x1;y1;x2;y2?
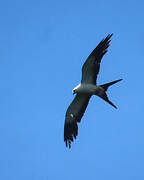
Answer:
64;34;122;148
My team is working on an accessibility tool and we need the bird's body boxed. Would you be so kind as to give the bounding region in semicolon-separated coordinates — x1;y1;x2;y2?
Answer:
73;83;101;95
64;34;122;148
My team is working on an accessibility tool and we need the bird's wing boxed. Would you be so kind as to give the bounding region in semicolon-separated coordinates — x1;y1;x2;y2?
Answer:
81;34;113;85
64;94;91;148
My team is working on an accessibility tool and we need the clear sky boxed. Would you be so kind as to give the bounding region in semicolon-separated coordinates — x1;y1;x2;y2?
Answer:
1;0;144;179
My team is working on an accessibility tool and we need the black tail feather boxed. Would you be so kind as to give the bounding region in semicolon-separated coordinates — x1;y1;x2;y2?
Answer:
99;92;117;109
100;79;122;91
98;79;122;109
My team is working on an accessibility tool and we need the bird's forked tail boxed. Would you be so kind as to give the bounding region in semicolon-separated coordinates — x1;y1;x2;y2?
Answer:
98;79;122;109
100;79;122;91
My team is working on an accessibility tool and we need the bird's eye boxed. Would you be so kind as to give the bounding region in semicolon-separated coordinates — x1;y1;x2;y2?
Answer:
72;90;75;94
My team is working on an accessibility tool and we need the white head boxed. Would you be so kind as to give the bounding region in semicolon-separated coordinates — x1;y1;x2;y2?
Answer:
72;84;81;95
72;88;77;95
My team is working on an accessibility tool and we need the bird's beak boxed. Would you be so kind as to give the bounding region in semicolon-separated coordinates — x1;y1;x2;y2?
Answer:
72;90;75;95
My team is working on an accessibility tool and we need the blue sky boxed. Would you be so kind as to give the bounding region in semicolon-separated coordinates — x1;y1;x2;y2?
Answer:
0;0;144;179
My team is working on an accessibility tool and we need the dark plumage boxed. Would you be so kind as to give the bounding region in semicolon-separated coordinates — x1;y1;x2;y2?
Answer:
64;34;122;148
81;34;113;85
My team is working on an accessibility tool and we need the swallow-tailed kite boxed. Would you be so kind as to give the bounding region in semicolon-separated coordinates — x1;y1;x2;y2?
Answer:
64;34;122;148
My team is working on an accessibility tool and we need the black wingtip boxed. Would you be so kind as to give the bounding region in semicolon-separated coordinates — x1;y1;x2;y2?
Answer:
108;33;113;38
110;33;113;36
64;120;78;149
69;141;71;148
65;140;71;149
105;33;113;40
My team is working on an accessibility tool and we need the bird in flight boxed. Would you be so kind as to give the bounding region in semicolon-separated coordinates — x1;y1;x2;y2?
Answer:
64;34;122;148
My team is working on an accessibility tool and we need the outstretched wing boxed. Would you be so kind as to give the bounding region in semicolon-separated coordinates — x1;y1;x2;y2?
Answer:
81;34;113;85
64;94;91;148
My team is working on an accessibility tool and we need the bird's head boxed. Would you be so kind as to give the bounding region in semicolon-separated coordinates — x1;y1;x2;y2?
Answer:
72;84;81;95
72;88;76;95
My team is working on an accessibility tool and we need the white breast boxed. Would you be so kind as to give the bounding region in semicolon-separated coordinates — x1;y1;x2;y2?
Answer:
76;83;98;94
